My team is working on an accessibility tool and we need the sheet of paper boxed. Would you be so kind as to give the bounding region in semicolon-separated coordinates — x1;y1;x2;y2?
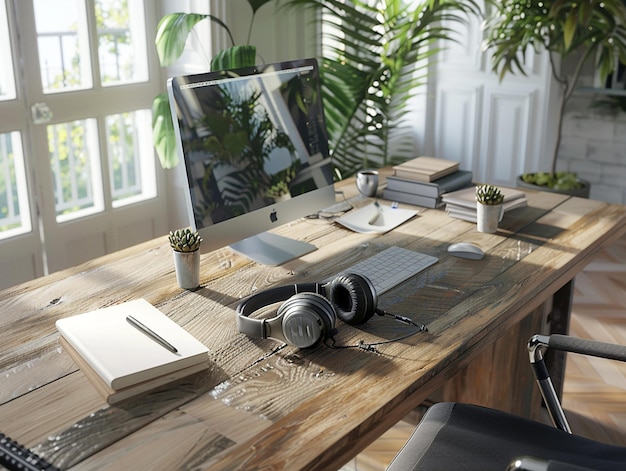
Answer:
335;203;417;234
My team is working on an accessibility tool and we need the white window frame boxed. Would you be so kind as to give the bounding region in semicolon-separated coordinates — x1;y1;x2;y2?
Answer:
0;0;167;288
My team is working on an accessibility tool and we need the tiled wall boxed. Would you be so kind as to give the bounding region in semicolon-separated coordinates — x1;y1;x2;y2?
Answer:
558;97;626;204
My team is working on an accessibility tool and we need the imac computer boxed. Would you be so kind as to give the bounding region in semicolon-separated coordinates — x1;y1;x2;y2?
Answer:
168;58;335;266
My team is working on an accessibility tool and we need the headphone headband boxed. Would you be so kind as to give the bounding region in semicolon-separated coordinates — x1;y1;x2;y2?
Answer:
236;282;324;342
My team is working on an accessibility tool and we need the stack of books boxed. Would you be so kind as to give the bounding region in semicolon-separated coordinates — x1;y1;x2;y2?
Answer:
443;186;528;222
56;299;209;404
382;156;473;208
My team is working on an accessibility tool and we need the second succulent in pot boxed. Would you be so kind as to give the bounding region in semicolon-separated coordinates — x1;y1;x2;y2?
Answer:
476;184;504;206
168;227;202;253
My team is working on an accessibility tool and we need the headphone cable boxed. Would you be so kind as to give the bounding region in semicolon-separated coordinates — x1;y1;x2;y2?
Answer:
325;309;428;353
376;308;428;330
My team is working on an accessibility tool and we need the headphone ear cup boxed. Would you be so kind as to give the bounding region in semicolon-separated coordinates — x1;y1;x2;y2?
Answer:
327;273;378;325
277;292;337;348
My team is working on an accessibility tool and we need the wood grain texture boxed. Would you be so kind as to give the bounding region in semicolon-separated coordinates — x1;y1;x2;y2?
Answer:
349;232;626;471
1;174;625;470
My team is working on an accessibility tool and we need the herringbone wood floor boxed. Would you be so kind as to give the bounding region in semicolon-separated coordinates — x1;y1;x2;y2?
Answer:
340;234;626;471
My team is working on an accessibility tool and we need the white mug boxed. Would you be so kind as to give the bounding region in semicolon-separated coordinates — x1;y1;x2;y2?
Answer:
356;169;379;197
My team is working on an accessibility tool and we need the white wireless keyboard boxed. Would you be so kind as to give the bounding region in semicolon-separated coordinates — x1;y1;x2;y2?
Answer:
342;246;438;295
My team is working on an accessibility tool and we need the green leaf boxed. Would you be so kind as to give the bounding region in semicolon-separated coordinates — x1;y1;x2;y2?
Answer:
597;46;615;81
247;0;275;14
155;13;237;66
563;10;578;51
155;13;208;66
210;45;258;71
152;93;178;169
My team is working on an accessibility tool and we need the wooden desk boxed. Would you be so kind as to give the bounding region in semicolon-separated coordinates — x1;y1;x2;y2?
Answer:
1;175;625;470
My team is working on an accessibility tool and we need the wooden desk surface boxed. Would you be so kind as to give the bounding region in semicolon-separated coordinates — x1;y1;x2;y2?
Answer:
1;174;626;470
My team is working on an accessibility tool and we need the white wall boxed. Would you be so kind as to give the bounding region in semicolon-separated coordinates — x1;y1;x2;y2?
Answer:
558;97;626;204
550;53;626;204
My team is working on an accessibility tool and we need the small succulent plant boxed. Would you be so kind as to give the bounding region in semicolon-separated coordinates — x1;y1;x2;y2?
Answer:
168;227;202;252
475;184;504;205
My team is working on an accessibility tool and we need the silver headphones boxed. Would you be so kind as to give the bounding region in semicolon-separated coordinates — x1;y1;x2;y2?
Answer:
236;273;378;348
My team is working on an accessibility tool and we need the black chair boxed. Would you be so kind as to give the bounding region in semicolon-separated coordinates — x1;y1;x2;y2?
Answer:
387;334;626;471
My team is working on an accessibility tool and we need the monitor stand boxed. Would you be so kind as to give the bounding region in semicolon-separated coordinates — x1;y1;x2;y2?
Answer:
230;232;317;266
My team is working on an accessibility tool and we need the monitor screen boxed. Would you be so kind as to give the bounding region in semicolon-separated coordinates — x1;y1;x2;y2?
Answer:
168;58;335;265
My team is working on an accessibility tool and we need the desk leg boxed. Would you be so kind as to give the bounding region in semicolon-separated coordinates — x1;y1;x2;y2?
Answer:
545;279;574;400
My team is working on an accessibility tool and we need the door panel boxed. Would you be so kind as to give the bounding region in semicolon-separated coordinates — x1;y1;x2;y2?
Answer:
428;2;557;186
435;86;481;173
480;88;533;184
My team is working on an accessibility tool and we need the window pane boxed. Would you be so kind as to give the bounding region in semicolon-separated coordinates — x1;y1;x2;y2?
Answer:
106;109;155;207
48;119;103;221
0;132;31;239
34;0;92;93
96;0;148;86
0;0;16;101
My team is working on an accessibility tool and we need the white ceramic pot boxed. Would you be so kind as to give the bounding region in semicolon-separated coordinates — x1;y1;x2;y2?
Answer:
476;203;502;233
173;250;200;290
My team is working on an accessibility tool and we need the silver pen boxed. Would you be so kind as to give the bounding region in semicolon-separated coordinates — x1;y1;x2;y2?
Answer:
368;201;383;225
126;315;178;353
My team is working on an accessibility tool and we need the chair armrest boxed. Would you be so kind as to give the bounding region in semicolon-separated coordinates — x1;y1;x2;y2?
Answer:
548;334;626;362
527;333;626;433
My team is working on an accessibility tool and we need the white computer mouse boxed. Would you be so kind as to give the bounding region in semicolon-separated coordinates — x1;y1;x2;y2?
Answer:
447;242;484;260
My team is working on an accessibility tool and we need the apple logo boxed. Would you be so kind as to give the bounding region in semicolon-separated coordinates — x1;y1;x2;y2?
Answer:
270;209;278;223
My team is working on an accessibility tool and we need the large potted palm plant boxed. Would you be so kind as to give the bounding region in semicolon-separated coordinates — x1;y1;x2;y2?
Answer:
483;0;626;195
284;0;480;178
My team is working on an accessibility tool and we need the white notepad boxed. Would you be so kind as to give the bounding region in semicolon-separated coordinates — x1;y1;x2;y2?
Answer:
335;202;417;234
56;299;209;389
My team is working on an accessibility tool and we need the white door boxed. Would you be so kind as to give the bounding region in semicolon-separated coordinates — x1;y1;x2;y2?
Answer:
426;4;558;186
0;0;167;290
